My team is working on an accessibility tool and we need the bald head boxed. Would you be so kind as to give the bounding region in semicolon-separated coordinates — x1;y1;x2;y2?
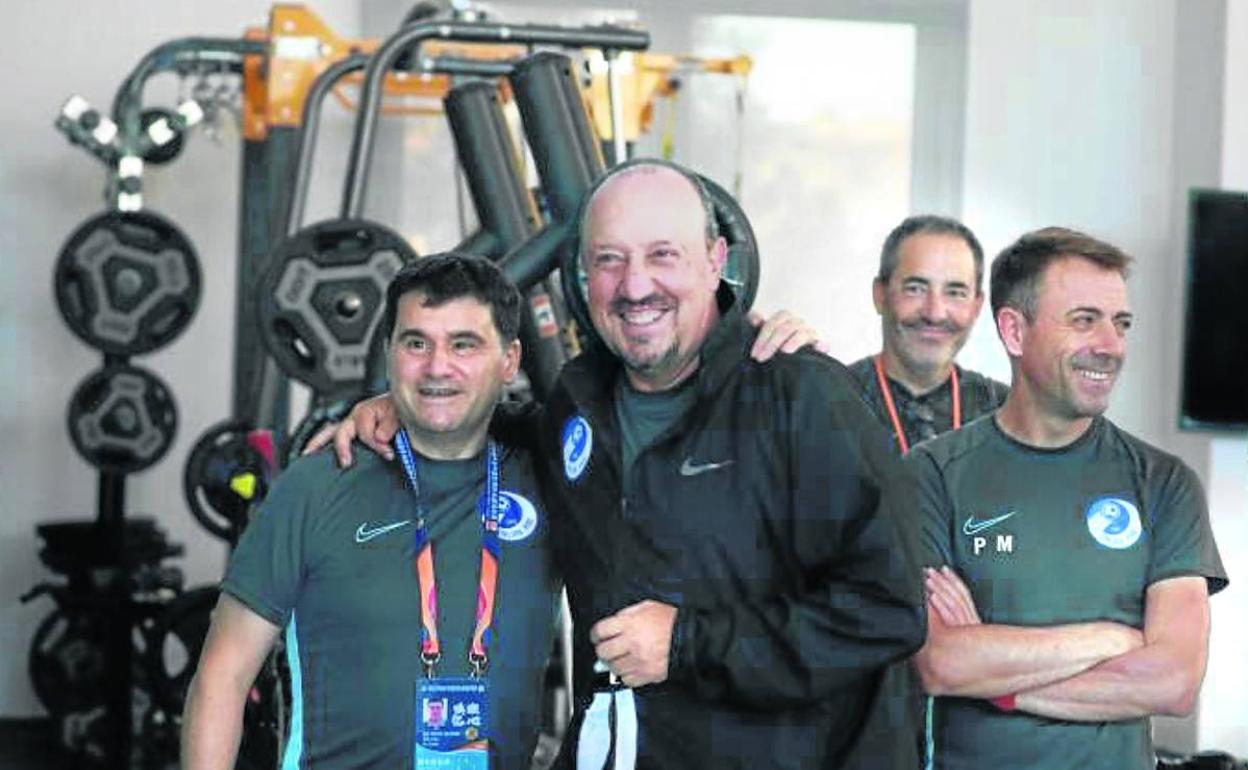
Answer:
579;161;719;266
578;160;728;391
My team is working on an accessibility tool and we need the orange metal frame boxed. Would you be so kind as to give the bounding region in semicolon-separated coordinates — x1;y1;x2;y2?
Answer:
242;4;523;140
241;5;752;146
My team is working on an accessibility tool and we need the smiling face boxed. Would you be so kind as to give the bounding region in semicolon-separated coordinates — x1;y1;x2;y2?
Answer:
582;166;727;392
873;232;983;390
1004;256;1132;425
387;291;520;459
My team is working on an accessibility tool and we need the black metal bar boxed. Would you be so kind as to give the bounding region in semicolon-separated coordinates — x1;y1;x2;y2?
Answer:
101;559;132;768
413;55;518;78
445;80;566;397
95;470;130;768
499;220;572;290
342;21;649;218
454;227;500;256
236;130;298;437
290;53;520;234
287;54;370;235
445;81;541;249
111;37;264;152
508;52;607;222
96;471;125;528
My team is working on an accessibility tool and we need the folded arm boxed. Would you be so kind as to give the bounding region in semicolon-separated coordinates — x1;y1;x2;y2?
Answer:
1014;576;1211;721
913;566;1143;698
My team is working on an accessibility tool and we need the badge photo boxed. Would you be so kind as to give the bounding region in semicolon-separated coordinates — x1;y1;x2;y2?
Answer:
562;415;593;482
415;677;490;769
1085;496;1143;550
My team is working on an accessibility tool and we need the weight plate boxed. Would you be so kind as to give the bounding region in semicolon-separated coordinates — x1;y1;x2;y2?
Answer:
257;218;415;395
67;364;177;474
702;175;760;312
29;607;105;717
183;421;272;543
145;585;218;715
54;210;201;355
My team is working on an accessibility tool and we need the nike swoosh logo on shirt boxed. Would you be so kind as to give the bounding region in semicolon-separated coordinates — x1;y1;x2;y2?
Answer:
679;458;735;477
962;511;1018;536
354;520;412;543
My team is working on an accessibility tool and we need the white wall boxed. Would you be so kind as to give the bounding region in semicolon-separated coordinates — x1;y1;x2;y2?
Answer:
1199;0;1248;755
961;0;1247;755
0;0;361;716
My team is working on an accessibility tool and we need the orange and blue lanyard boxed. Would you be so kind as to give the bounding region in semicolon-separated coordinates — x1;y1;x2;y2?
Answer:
394;430;501;679
872;354;960;456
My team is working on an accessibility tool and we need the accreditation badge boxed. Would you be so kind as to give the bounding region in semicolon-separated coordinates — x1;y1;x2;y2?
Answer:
414;677;491;769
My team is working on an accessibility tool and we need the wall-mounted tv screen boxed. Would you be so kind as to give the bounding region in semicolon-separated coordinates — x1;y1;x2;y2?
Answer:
1181;189;1248;431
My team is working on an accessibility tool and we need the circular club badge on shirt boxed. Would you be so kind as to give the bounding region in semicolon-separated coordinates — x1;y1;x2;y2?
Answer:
1085;496;1143;549
478;491;540;543
562;415;592;482
497;492;539;542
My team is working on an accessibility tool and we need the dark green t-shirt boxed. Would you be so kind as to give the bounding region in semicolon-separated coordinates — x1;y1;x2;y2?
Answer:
223;445;559;770
614;376;697;489
911;415;1227;770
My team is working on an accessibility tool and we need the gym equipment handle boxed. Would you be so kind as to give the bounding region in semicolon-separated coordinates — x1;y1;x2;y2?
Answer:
342;21;650;219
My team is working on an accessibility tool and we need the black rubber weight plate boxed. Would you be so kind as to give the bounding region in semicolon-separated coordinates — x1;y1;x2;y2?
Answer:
54;209;201;355
67;363;178;474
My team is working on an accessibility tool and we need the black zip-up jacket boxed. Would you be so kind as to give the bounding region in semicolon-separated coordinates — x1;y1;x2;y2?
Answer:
538;297;926;769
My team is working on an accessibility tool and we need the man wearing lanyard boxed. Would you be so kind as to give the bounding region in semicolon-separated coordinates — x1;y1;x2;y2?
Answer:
844;216;1008;768
182;254;560;770
847;215;1008;455
911;228;1226;769
327;160;925;768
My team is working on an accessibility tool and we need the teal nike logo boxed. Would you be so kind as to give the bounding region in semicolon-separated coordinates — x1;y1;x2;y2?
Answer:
962;511;1017;536
355;520;412;543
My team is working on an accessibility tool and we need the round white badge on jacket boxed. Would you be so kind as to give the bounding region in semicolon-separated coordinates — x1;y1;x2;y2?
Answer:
562;415;592;482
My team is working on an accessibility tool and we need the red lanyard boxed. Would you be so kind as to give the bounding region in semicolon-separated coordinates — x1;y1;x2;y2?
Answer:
872;354;960;455
395;430;501;678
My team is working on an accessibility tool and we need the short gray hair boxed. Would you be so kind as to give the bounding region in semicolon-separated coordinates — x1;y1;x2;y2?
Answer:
878;215;985;292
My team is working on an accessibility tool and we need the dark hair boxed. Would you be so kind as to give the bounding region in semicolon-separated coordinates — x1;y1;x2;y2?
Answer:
380;252;522;344
575;158;720;262
989;227;1132;320
877;214;985;291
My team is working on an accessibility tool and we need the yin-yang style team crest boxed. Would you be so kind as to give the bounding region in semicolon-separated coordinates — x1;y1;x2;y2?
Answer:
479;491;540;542
499;492;539;542
562;415;592;482
1085;496;1143;550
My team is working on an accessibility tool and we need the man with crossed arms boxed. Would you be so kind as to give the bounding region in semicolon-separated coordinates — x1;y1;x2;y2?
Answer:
911;227;1227;769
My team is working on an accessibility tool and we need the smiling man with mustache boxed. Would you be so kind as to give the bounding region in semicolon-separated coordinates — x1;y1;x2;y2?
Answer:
849;216;1009;455
845;219;1011;769
909;228;1227;770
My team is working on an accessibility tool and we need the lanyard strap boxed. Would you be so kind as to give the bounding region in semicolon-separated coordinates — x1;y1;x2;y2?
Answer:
394;430;501;678
872;355;961;455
